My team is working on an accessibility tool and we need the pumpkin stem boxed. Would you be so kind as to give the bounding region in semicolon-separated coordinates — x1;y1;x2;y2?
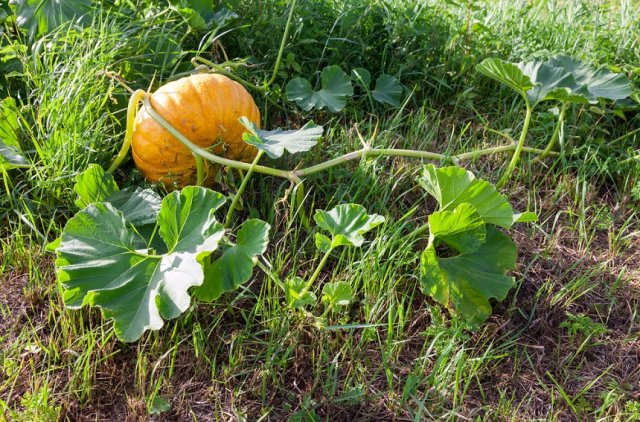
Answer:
264;0;298;90
107;89;146;174
225;150;264;228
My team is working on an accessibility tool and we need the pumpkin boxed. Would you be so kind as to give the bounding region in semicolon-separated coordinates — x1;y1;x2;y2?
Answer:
131;73;261;187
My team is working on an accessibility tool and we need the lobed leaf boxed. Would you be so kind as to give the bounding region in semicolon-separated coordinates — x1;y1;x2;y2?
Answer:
314;203;385;252
196;219;270;302
286;65;354;112
419;165;515;228
55;186;226;342
476;58;534;100
322;281;353;309
240;117;323;159
421;218;516;325
372;74;403;106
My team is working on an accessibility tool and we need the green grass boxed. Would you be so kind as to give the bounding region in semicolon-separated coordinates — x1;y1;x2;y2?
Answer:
1;0;639;420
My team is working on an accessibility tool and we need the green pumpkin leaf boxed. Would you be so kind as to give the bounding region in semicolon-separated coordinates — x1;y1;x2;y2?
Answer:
286;65;354;112
351;67;371;88
239;117;323;159
0;139;29;169
55;186;226;342
285;277;317;308
73;164;161;227
545;54;633;103
196;219;270;302
314;203;385;252
421;213;517;325
0;97;19;149
428;203;486;254
372;74;403;106
476;58;534;101
419;165;515;228
322;281;353;309
11;0;93;38
478;55;633;106
74;164;119;208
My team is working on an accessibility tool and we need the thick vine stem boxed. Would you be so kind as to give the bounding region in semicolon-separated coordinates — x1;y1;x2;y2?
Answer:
535;101;568;162
107;89;146;174
225;150;264;228
497;103;533;189
142;96;553;188
265;0;298;89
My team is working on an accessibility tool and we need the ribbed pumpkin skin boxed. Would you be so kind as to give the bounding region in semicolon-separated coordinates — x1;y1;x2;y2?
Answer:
131;73;261;187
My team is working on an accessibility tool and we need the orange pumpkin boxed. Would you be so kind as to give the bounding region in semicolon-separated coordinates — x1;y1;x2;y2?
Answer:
131;73;261;187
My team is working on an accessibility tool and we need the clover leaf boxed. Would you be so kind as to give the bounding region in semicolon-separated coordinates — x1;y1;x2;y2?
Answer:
55;186;226;342
286;65;354;112
196;219;270;302
314;204;385;252
239;117;324;159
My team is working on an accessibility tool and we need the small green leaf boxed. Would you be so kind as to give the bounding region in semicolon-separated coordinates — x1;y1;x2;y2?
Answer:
351;68;371;87
286;65;354;112
476;58;534;100
513;211;537;223
239;117;323;159
321;281;353;309
55;186;226;342
74;164;119;208
372;74;402;106
285;277;317;308
421;224;517;325
314;203;385;251
0;97;19;148
196;219;270;302
148;395;171;415
419;165;515;228
0;139;29;168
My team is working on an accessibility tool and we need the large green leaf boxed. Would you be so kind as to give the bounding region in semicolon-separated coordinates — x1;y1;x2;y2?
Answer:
372;74;403;106
421;208;517;325
10;0;93;38
55;186;226;342
73;164;161;227
478;55;633;106
196;219;270;302
476;58;534;100
419;165;515;228
314;203;385;252
286;65;354;112
239;117;323;159
545;54;633;103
